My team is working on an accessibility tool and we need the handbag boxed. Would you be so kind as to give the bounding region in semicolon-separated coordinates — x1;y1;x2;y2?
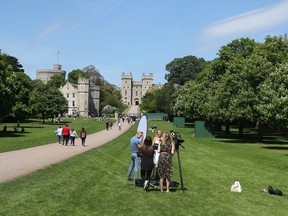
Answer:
153;150;160;167
230;181;242;193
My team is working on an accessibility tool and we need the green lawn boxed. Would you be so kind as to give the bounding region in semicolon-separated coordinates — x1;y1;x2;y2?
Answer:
0;120;287;215
0;118;109;153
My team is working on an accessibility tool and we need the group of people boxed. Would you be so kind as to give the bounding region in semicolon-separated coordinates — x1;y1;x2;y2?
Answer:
55;124;87;146
127;129;175;192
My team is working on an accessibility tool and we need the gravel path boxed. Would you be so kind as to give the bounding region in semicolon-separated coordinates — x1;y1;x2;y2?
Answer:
0;106;140;183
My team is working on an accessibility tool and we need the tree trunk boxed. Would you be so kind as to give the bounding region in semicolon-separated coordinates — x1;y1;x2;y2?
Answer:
238;121;244;138
257;122;264;142
17;119;20;127
225;122;230;134
42;115;46;124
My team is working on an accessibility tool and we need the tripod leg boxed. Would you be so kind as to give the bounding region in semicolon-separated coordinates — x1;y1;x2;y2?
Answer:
177;150;185;193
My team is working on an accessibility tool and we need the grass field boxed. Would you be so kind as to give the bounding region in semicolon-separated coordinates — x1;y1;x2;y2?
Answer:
0;120;287;215
0;118;109;153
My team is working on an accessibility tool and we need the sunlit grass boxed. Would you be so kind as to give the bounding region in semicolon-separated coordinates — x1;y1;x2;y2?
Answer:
0;120;287;215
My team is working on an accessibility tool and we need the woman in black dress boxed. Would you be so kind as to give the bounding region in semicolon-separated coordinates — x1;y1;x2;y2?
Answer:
139;136;154;190
157;132;175;192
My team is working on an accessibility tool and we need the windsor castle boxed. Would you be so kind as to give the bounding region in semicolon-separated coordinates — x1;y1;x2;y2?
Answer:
36;64;161;117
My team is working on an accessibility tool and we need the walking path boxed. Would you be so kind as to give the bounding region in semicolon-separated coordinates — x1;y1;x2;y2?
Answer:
0;106;140;184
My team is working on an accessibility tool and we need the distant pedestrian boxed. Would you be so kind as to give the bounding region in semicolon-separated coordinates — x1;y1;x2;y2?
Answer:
62;124;70;146
56;126;63;144
118;121;121;130
80;127;87;146
70;129;78;146
106;121;109;130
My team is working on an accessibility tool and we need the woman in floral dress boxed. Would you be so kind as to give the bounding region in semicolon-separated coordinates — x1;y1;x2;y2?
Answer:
157;132;175;192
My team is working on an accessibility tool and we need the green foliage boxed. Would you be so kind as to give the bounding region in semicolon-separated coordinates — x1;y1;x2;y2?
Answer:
67;69;88;84
10;72;33;122
47;75;65;88
257;63;288;126
100;83;125;113
140;91;157;113
30;84;67;123
83;65;104;85
165;55;208;85
0;57;14;119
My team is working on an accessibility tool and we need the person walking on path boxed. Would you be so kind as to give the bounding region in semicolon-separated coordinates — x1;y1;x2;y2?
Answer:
127;131;143;181
70;129;78;146
80;127;87;146
117;121;121;130
56;126;63;144
62;124;70;146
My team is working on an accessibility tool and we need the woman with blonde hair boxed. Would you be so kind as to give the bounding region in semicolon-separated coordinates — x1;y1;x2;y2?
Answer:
157;132;175;192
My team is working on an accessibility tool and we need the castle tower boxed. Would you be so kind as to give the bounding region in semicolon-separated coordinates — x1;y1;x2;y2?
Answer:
141;73;153;98
121;72;133;105
77;76;89;117
89;83;100;117
36;64;66;84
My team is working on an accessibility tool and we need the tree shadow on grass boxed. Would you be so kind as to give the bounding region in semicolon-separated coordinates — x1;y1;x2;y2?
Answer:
215;133;288;145
262;146;288;150
0;131;27;138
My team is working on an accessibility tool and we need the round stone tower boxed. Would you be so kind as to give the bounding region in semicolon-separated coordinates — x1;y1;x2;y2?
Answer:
36;64;66;84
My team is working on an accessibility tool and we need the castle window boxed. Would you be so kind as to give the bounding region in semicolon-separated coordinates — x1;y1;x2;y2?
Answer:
125;91;127;96
72;101;75;106
67;94;69;98
136;91;138;96
72;93;75;98
125;81;127;83
147;81;148;84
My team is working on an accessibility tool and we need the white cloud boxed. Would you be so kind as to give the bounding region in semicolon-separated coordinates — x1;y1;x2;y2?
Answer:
38;19;64;37
202;0;288;37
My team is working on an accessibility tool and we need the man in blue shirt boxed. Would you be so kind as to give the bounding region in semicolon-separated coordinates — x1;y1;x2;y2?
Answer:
127;131;143;181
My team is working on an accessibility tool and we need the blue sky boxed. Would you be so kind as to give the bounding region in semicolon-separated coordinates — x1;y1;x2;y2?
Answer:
1;0;288;87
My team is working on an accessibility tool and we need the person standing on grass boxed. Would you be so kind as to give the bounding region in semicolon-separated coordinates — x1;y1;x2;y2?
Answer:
80;127;87;146
157;132;175;192
139;136;154;190
56;126;63;144
70;129;78;146
62;124;70;146
127;131;143;181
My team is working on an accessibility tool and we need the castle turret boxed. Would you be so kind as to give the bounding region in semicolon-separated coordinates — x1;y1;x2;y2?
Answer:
141;73;153;98
77;76;89;117
121;72;133;105
36;64;66;84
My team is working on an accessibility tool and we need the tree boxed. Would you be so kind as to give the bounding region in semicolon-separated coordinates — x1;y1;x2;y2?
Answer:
0;50;24;72
30;84;67;123
83;65;104;85
67;69;88;84
165;55;208;85
140;92;157;113
257;63;288;128
10;72;33;126
47;75;65;88
0;56;14;119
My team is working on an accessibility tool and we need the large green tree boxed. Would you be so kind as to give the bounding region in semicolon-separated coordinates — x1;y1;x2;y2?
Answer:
30;84;67;123
10;72;33;126
0;51;25;120
165;55;207;85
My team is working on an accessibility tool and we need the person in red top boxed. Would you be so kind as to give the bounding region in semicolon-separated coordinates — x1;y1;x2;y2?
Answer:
62;124;70;146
